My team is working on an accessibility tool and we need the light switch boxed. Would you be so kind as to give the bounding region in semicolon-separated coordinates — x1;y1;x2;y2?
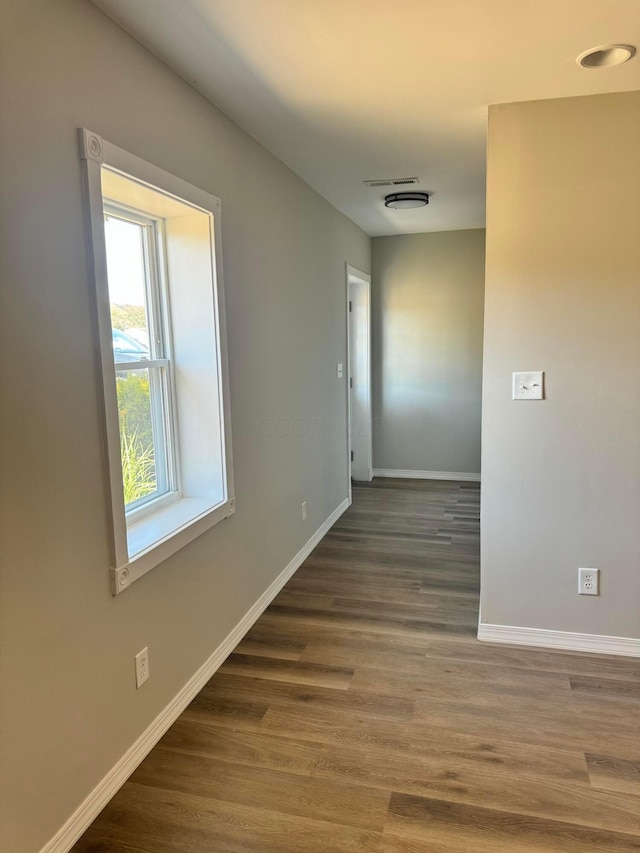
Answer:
512;371;544;400
337;363;344;379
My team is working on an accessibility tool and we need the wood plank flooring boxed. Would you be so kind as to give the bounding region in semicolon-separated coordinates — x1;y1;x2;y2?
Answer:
72;479;640;853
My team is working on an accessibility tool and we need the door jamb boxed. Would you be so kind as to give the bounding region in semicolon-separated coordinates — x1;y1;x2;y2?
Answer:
345;263;373;502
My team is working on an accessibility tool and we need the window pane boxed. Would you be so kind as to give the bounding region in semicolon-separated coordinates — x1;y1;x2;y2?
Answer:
104;215;150;360
115;368;158;507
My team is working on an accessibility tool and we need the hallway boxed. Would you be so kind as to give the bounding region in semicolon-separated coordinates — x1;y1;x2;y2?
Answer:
73;480;640;852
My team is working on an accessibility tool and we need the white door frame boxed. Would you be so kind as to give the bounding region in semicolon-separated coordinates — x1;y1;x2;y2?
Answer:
345;263;373;500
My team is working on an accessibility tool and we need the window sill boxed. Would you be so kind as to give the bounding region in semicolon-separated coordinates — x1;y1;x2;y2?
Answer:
111;494;235;594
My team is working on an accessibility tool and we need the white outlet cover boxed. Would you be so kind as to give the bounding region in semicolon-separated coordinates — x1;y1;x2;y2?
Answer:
513;371;544;400
579;567;600;596
135;647;150;688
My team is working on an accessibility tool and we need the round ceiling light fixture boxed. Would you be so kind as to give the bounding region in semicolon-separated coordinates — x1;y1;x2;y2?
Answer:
384;191;430;209
577;44;636;68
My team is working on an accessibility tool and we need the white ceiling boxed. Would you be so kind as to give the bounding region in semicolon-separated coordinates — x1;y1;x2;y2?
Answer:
91;0;640;236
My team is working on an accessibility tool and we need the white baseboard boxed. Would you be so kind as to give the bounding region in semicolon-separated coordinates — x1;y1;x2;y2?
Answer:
40;496;350;853
373;468;481;483
478;623;640;658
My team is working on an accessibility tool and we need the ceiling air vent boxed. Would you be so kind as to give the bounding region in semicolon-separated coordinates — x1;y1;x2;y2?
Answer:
364;177;419;188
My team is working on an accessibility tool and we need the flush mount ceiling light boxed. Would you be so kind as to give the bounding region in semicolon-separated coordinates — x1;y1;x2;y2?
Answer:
384;191;430;209
577;44;636;68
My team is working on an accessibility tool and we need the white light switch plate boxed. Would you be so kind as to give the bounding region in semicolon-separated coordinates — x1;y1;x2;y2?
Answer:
337;363;344;379
512;371;544;400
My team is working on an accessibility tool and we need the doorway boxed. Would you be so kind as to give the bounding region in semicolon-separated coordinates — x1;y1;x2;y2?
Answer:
346;264;372;493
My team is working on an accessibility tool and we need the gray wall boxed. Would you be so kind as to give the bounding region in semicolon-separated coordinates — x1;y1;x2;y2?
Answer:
371;230;485;474
0;1;369;850
481;92;640;639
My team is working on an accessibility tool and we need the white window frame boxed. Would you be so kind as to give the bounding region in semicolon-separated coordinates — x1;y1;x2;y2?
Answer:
104;203;179;519
80;128;235;595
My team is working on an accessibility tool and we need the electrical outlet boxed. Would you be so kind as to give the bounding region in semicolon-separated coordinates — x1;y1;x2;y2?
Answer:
301;500;307;522
135;647;150;688
579;568;599;596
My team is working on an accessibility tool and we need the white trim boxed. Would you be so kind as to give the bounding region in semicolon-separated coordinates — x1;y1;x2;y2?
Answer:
346;263;373;484
346;263;370;283
79;128;235;594
373;468;481;482
39;496;350;853
478;623;640;658
345;267;352;504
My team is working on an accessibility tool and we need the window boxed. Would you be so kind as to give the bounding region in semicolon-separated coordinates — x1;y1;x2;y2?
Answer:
80;129;234;594
104;207;177;516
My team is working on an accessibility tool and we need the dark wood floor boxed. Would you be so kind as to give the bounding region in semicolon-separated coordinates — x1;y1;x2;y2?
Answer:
73;479;640;853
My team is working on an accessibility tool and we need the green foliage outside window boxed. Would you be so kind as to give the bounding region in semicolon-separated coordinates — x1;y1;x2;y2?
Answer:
111;303;146;332
116;372;156;506
110;303;157;506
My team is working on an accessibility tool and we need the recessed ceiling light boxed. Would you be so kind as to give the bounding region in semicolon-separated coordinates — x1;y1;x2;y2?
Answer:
577;44;636;68
384;192;430;209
